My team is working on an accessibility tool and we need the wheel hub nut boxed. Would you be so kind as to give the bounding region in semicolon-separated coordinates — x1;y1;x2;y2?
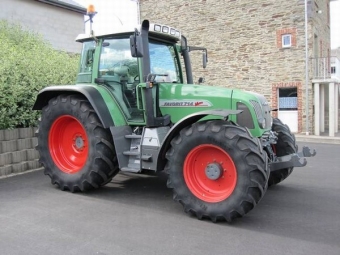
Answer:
75;136;84;149
205;163;223;180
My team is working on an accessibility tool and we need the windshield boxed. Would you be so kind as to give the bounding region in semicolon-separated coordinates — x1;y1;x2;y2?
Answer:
149;41;181;83
98;38;180;84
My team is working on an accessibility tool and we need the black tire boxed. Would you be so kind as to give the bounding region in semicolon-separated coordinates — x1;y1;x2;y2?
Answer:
269;118;297;186
36;94;119;192
166;120;269;222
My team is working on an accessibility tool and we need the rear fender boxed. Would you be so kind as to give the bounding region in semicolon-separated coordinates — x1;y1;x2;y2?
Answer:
156;109;242;171
33;85;127;128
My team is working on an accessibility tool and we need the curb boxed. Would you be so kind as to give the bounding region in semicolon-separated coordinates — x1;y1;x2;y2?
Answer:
295;135;340;144
0;167;43;180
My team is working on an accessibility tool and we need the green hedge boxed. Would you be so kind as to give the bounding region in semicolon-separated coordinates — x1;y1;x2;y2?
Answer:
0;20;79;129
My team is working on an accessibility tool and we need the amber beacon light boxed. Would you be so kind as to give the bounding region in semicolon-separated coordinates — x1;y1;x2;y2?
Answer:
85;4;97;34
87;4;96;16
85;4;97;22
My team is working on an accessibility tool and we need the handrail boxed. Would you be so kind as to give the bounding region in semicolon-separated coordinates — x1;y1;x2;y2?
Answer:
311;56;340;80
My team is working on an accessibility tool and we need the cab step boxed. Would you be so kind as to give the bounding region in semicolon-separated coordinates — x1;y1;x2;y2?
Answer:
121;166;140;173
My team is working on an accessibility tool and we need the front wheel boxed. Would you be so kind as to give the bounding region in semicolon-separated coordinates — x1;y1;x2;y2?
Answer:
269;118;297;186
166;120;269;222
36;94;119;192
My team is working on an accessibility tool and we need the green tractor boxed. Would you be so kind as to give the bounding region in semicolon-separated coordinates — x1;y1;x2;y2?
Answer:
33;19;315;222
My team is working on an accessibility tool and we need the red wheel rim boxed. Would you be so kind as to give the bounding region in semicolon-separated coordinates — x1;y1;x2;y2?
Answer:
49;115;88;174
184;144;237;203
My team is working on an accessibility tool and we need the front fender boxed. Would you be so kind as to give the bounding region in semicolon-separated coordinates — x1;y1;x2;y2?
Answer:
33;85;127;128
156;109;242;171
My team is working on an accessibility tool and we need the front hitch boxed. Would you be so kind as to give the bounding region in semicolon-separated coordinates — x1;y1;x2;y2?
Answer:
297;146;317;157
269;146;317;172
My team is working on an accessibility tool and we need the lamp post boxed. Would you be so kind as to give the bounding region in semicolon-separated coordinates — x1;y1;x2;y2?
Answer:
304;0;310;135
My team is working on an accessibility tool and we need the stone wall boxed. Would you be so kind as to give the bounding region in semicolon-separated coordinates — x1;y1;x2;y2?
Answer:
0;128;40;178
0;0;84;53
140;0;331;133
313;0;331;58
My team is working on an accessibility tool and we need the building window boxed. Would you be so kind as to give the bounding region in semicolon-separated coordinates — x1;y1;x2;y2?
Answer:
282;34;292;48
271;81;302;132
276;28;297;48
278;87;298;110
331;66;336;74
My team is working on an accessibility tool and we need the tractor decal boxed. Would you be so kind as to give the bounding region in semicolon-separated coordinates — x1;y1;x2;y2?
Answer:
160;100;212;107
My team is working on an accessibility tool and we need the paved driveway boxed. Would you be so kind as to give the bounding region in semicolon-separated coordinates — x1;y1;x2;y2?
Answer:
0;142;339;255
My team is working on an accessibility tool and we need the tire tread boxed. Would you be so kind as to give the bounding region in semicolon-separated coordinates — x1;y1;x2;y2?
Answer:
36;94;119;192
166;120;269;222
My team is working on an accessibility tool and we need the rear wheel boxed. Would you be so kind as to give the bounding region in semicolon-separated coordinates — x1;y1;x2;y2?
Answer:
166;120;269;222
269;118;297;186
36;94;119;192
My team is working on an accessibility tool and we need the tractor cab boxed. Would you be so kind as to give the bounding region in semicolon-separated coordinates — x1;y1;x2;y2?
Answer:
75;20;207;127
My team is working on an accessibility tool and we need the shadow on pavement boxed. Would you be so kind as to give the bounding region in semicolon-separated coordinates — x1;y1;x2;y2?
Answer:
72;169;338;247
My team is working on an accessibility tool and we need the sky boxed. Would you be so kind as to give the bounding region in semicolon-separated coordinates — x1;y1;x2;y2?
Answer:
73;0;139;34
74;0;340;49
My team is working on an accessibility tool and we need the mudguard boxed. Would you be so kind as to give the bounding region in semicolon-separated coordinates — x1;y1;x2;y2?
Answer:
156;109;242;171
32;85;126;128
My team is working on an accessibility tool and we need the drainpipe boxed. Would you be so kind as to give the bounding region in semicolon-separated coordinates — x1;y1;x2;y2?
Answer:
304;0;310;135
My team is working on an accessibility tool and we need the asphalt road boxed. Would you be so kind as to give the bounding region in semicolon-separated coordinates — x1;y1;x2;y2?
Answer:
0;142;339;255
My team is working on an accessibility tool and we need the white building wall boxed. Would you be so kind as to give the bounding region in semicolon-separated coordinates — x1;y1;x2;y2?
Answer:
0;0;84;53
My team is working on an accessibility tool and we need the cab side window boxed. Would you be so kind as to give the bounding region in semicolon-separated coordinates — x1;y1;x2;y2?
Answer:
149;42;180;83
80;41;96;73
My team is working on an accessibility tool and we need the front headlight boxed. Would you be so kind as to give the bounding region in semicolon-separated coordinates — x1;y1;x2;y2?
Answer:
270;116;273;128
260;118;266;129
250;100;266;128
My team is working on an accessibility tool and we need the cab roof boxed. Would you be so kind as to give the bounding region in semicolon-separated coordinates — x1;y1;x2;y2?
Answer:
75;23;181;43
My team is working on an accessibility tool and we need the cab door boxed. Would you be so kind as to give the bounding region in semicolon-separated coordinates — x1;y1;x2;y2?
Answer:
98;38;145;124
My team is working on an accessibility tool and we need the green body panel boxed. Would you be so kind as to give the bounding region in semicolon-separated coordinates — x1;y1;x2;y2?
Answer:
158;83;232;120
158;83;268;137
77;73;92;83
33;83;127;127
88;84;127;126
229;89;269;137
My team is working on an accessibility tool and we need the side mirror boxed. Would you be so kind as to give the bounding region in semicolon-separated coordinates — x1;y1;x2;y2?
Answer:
130;32;143;58
203;51;208;69
181;36;188;52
